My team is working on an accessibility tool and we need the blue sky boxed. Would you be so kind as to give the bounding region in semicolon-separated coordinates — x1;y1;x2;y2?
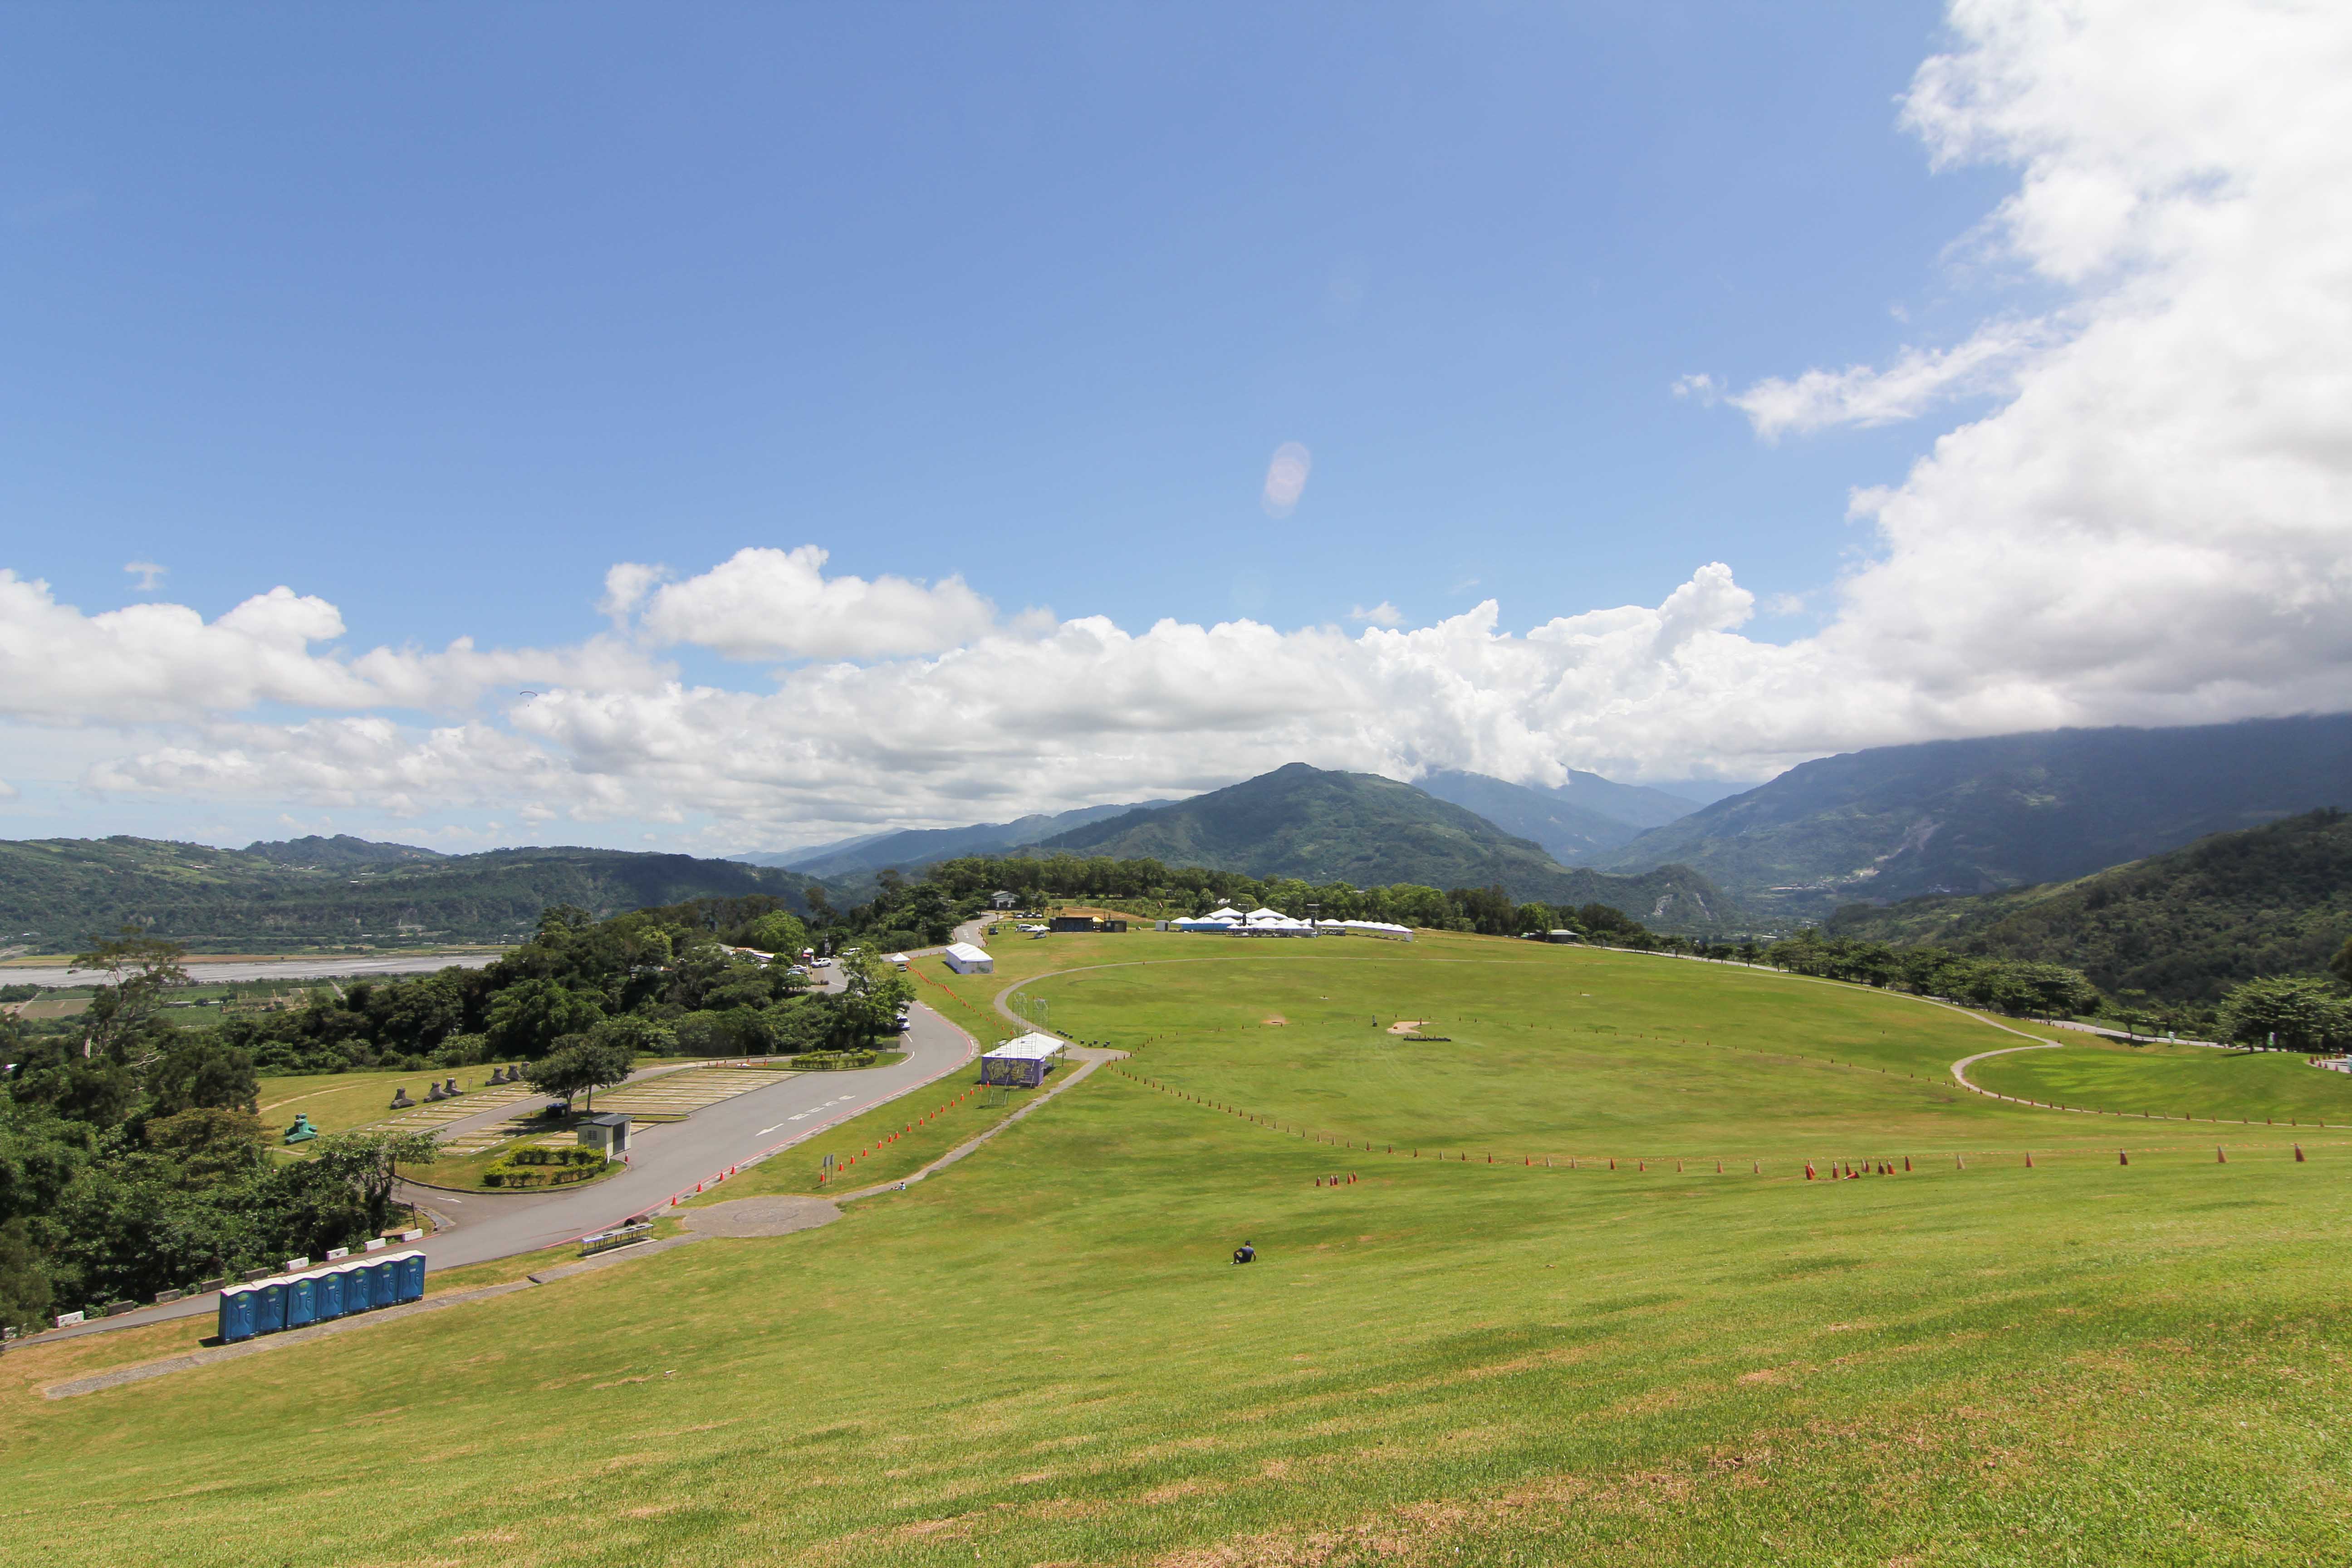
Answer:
4;4;2001;649
4;3;2337;852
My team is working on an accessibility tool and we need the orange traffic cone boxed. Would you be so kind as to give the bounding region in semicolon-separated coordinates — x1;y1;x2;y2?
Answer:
2296;1144;2307;1162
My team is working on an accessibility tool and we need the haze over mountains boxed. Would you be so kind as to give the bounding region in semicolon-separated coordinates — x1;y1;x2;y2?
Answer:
740;800;1174;880
1034;764;1731;927
1595;714;2352;921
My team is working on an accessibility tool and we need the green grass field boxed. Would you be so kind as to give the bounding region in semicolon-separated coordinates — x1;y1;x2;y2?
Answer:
7;932;2352;1566
1970;1035;2352;1127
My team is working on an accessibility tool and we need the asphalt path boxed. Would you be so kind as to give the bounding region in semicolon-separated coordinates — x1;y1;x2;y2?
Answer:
40;992;979;1341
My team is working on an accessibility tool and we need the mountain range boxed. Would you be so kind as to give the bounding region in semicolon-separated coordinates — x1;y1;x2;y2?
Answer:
1597;713;2352;921
1412;768;1697;863
0;837;811;953
744;799;1173;879
1823;808;2352;1004
1036;763;1732;926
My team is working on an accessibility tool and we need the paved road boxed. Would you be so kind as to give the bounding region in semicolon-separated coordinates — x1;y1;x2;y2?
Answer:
39;996;978;1341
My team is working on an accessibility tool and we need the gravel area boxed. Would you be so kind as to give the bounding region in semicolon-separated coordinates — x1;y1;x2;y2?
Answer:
677;1196;843;1237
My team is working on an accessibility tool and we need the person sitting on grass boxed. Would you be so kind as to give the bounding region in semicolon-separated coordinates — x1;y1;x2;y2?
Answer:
1232;1241;1255;1264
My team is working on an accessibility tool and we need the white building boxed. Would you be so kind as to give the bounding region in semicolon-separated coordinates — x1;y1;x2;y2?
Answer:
943;941;994;975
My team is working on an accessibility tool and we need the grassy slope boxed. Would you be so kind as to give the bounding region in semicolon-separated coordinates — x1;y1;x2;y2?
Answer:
5;935;2352;1565
1971;1036;2352;1125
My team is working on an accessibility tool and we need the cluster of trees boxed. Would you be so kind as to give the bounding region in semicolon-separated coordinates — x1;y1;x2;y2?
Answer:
206;896;911;1075
2216;968;2352;1052
0;935;438;1330
1760;930;2105;1018
910;854;1687;940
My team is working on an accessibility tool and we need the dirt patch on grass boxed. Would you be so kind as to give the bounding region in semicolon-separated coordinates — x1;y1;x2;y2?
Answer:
1265;1015;1289;1026
1386;1020;1428;1036
676;1196;842;1238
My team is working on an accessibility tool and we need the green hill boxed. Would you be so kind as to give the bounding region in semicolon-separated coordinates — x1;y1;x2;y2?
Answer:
1600;713;2352;921
1038;763;1737;928
1821;808;2352;1004
0;836;813;953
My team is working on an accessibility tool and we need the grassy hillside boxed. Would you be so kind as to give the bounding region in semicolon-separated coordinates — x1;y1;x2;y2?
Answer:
1825;808;2352;1002
8;933;2352;1565
1601;712;2352;921
1042;763;1737;927
0;836;813;952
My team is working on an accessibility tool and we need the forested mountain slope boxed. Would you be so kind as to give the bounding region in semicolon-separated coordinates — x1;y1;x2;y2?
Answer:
1824;809;2352;1003
0;837;811;953
1599;714;2352;920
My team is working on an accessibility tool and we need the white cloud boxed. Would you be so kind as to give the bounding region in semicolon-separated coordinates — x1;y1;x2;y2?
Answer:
1260;442;1312;518
627;545;996;659
1717;320;2051;441
123;560;166;592
1348;601;1404;627
12;1;2352;847
0;570;667;725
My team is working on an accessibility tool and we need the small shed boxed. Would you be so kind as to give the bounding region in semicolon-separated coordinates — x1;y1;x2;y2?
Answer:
577;1113;631;1158
979;1034;1065;1088
1048;915;1098;933
1545;930;1583;944
943;941;993;975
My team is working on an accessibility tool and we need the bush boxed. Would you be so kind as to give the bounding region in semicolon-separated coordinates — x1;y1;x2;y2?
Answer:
480;1143;609;1188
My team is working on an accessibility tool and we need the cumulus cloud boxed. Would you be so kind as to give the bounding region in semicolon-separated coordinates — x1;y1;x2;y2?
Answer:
1348;601;1404;627
13;1;2352;846
627;545;997;659
123;560;166;592
0;570;666;724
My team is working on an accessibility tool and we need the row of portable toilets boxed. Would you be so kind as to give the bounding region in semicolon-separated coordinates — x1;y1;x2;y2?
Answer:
216;1251;427;1343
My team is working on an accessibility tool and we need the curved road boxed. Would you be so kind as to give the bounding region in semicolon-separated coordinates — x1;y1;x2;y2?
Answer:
45;995;979;1340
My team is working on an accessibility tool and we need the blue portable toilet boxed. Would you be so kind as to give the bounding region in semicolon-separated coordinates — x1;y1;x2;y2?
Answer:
342;1262;374;1313
366;1257;397;1307
285;1273;319;1329
254;1279;289;1336
217;1284;258;1343
315;1268;345;1320
391;1250;426;1303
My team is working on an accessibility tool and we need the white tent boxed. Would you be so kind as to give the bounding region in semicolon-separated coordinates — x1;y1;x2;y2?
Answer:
943;941;993;975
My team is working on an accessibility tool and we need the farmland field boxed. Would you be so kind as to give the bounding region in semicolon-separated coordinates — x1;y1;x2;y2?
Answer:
5;931;2349;1567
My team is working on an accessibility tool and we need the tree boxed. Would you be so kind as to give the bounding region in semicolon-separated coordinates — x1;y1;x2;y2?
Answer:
2332;936;2352;990
525;1039;634;1112
144;1037;261;1117
2218;975;2352;1052
836;949;915;1045
587;1014;677;1059
745;910;809;957
309;1129;444;1235
484;978;605;1058
145;1107;265;1187
68;929;190;1061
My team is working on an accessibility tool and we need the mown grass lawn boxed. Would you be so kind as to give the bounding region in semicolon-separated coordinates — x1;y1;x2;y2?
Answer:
6;933;2350;1567
1970;1035;2352;1127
